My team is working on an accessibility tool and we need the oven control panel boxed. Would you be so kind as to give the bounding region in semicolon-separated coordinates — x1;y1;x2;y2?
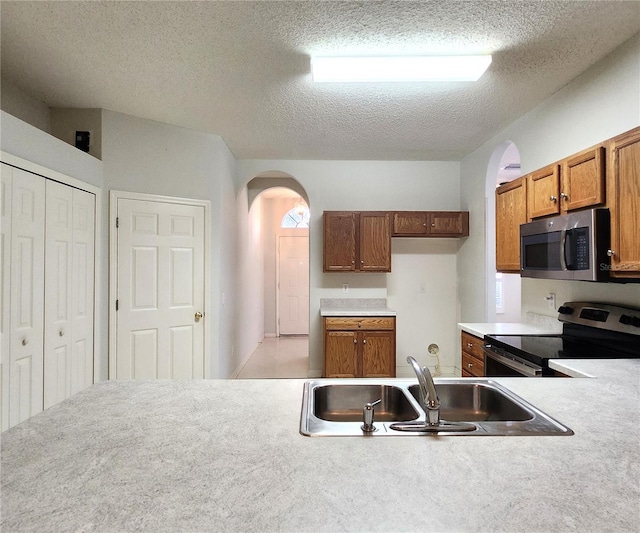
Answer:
558;302;640;335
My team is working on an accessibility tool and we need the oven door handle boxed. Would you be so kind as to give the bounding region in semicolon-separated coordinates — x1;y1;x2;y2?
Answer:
483;346;543;377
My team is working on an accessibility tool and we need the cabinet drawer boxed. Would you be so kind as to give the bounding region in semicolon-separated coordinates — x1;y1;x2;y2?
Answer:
325;317;395;331
462;351;485;377
461;331;484;359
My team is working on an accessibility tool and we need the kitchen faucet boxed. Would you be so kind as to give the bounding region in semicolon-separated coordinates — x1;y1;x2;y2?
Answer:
407;356;440;426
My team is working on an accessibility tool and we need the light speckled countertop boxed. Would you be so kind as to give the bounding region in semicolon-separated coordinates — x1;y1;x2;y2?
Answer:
458;322;562;337
2;359;639;532
320;298;396;316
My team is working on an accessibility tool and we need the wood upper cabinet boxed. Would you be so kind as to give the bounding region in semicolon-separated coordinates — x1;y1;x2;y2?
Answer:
526;146;605;219
323;317;396;378
392;211;469;237
561;145;606;211
323;211;391;272
323;211;357;271
527;164;561;219
495;177;527;273
607;127;640;278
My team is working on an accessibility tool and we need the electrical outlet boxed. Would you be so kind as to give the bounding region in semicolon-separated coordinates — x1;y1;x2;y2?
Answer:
342;283;349;293
546;293;556;310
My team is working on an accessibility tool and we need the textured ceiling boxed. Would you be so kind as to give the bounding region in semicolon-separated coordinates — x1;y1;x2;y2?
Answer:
1;1;639;160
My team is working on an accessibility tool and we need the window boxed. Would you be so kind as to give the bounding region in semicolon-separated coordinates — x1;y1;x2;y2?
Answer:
281;206;310;228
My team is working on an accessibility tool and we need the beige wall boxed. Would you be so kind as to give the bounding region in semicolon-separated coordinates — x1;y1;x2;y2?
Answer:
0;79;51;133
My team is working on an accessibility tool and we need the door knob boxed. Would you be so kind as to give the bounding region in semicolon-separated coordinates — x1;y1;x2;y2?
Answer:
195;311;203;322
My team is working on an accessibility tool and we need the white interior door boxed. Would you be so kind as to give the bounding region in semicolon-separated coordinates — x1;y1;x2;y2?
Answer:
115;197;205;379
278;235;309;335
1;165;13;430
70;188;95;395
44;180;73;408
44;181;95;408
9;167;45;425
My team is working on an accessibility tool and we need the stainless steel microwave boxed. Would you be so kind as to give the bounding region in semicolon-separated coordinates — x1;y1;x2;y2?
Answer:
520;208;610;281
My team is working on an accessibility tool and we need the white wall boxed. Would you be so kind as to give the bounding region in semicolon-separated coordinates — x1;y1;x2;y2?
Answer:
459;33;640;323
1;79;51;133
50;108;103;160
237;160;462;377
101;110;237;378
231;188;265;376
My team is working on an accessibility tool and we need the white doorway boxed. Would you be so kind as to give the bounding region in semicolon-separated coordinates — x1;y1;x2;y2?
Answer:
109;191;210;379
278;235;309;335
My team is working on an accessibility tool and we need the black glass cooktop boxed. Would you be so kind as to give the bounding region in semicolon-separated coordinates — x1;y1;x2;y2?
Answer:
486;332;640;366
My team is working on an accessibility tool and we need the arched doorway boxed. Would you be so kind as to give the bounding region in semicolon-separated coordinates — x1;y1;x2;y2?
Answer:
236;175;310;378
485;142;522;322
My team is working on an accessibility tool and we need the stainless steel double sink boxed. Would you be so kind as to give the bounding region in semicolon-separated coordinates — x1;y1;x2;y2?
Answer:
300;379;574;436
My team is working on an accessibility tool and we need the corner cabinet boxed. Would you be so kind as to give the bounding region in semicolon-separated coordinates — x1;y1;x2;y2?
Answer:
607;127;640;278
495;177;527;273
392;211;469;237
323;211;391;272
323;317;396;378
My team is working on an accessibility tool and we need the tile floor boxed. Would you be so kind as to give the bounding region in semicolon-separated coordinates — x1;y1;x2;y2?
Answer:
235;336;309;379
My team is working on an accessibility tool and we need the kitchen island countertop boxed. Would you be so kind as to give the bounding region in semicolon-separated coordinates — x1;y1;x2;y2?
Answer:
2;359;639;532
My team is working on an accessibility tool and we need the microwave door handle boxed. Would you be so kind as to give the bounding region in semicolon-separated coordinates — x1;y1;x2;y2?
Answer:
560;229;568;271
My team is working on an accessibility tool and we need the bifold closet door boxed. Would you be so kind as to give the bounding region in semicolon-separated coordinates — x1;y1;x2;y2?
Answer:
44;181;95;408
5;166;46;426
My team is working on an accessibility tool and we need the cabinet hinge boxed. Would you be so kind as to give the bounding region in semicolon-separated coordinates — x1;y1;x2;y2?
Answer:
116;217;119;228
116;299;119;311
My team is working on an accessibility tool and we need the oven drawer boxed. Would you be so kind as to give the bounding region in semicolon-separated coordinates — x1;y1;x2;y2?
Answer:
461;331;485;360
462;350;485;377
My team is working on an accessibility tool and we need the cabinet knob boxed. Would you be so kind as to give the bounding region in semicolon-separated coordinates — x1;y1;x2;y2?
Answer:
59;329;64;337
560;192;568;200
607;249;616;257
422;223;427;227
363;339;367;344
21;337;28;346
358;322;362;328
467;342;473;348
353;339;357;344
550;195;557;202
431;223;435;227
351;260;355;265
467;363;473;368
360;260;364;264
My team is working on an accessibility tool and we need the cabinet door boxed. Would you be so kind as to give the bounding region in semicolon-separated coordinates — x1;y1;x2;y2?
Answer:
527;164;560;219
323;212;356;271
496;177;527;273
361;330;395;378
324;331;358;377
428;212;469;237
358;212;391;272
561;146;605;211
392;212;428;236
608;128;640;277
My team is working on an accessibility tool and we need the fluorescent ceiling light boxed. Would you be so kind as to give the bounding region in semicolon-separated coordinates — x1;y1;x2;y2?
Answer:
311;55;492;82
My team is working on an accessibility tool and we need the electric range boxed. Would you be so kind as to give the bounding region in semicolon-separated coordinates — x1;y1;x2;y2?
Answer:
483;302;640;377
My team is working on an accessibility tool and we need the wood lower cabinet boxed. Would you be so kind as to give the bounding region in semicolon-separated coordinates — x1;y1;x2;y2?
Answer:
607;126;640;278
496;177;527;273
392;211;469;237
323;317;396;378
461;331;485;377
323;211;391;272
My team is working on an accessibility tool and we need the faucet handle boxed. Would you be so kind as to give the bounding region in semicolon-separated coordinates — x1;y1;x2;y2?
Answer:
361;399;382;433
